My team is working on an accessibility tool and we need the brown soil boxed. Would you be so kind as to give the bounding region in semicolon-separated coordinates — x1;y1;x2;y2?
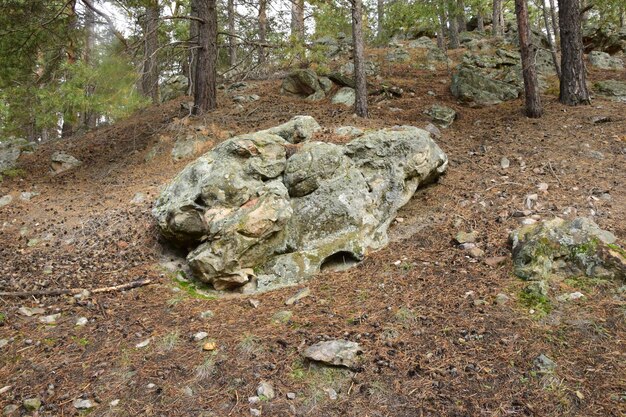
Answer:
1;51;625;417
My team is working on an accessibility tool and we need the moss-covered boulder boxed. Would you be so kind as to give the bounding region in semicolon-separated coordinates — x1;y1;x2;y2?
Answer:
510;217;626;282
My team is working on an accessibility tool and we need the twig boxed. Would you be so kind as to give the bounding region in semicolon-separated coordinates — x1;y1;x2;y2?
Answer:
0;278;153;298
548;160;564;187
228;390;239;416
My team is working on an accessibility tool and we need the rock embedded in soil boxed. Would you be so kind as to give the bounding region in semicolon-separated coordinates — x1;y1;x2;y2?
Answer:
331;87;356;107
533;354;556;374
22;398;41;411
588;51;624;70
285;287;310;305
0;195;12;208
73;399;94;410
50;151;81;174
303;340;362;368
455;231;478;244
39;313;60;324
424;104;457;128
153;117;448;293
256;381;275;400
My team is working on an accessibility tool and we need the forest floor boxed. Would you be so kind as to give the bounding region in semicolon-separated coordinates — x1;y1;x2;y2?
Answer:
1;47;625;417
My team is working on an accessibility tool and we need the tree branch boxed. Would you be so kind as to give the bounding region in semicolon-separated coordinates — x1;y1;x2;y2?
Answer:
80;0;130;51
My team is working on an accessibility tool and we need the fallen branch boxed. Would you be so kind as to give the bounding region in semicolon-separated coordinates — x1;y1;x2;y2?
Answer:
0;278;153;298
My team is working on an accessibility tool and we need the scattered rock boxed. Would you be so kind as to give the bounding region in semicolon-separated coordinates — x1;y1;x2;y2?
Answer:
467;247;485;259
0;339;8;349
556;292;585;302
73;399;94;410
500;157;510;169
23;398;41;411
202;341;217;351
588;51;624;70
286;392;296;400
50;151;82;174
272;310;293;324
193;332;209;341
257;381;275;400
199;310;214;319
495;293;510;305
130;193;146;204
583;22;626;54
303;340;362;368
110;399;120;407
484;256;507;267
594;79;626;102
533;354;556;374
451;66;520;106
248;299;260;308
39;313;61;324
424;104;457;128
135;339;151;348
20;191;39;201
510;217;625;281
281;69;326;101
3;404;18;415
0;195;12;208
250;408;261;417
324;387;338;400
331;87;356;107
76;317;88;326
18;306;45;317
423;123;442;139
455;231;478;244
285;287;311;305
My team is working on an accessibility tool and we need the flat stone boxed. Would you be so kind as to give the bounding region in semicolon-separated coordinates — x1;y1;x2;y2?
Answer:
0;195;12;208
533;354;556;374
285;287;310;305
256;381;275;400
484;256;507;267
23;398;41;411
303;340;362;368
76;317;88;326
455;231;478;244
193;332;209;341
39;313;61;324
495;293;510;305
18;306;45;317
73;399;95;410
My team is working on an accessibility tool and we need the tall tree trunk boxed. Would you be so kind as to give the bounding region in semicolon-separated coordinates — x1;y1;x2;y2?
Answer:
377;0;384;42
436;16;445;48
142;0;159;104
82;4;97;129
258;0;267;65
477;10;485;32
515;0;542;117
540;0;561;78
192;0;218;114
351;0;368;118
189;0;199;95
291;0;305;40
549;0;559;44
227;0;237;66
558;0;589;105
492;0;503;35
62;0;78;138
457;0;467;32
438;6;448;50
448;1;460;49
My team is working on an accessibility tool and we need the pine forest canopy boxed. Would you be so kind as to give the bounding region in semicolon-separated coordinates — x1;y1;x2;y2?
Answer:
0;0;624;140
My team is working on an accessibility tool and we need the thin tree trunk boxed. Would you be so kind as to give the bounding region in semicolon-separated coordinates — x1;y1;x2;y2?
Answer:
82;4;97;129
438;6;448;50
557;0;590;105
448;1;460;49
62;0;78;138
477;10;485;32
436;16;445;48
227;0;236;66
142;0;160;104
351;0;368;118
189;0;199;95
291;0;305;40
377;0;384;42
258;0;267;65
492;0;503;35
457;0;467;32
540;0;561;78
515;0;542;117
192;0;218;114
549;0;559;44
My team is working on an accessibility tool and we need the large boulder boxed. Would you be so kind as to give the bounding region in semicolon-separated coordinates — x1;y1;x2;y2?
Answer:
281;69;326;101
588;51;624;70
50;151;81;174
408;36;437;49
161;75;189;102
154;118;448;292
424;104;457;128
510;217;625;282
0;138;34;172
451;66;520;106
594;80;626;102
331;87;356;107
583;22;626;54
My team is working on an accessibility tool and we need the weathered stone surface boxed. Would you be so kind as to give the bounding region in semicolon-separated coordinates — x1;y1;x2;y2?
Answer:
408;36;437;49
386;47;410;62
510;217;625;281
50;151;81;174
424;104;457;128
331;87;356;107
161;75;189;102
339;61;379;77
583;22;626;54
451;66;520;106
588;51;624;70
0;138;33;172
281;69;325;101
303;340;362;368
594;80;626;103
154;119;448;292
334;126;363;137
259;115;321;144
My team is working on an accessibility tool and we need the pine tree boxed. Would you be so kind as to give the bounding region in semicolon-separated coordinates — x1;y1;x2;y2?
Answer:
558;0;590;105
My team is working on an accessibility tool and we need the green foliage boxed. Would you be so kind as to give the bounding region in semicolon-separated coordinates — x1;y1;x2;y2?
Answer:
519;288;552;316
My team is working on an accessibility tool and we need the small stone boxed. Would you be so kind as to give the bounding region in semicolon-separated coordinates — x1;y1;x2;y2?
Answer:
303;340;362;368
455;231;477;244
183;386;194;397
0;195;12;208
250;408;261;417
0;339;8;349
285;287;311;305
524;193;538;209
194;332;209;341
473;299;488;306
556;292;585;302
199;310;214;319
3;405;18;415
23;398;41;411
324;387;338;400
130;193;146;204
18;306;45;317
537;182;549;193
500;157;510;169
249;299;260;309
39;313;61;324
202;341;217;351
575;390;584;400
73;399;94;410
467;247;485;259
76;317;88;326
257;381;275;400
110;399;120;407
20;192;39;201
484;256;507;267
147;383;156;389
495;293;510;305
135;339;150;348
248;396;260;404
520;218;537;225
271;310;292;324
533;354;556;374
459;242;476;250
286;392;296;400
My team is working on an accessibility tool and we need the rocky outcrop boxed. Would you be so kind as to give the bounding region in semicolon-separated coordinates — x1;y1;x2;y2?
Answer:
424;104;457;128
161;75;189;102
451;66;520;106
583;23;626;54
281;69;327;101
153;117;448;292
50;152;82;174
588;51;624;70
594;80;626;102
510;217;625;282
0;138;34;172
331;87;356;107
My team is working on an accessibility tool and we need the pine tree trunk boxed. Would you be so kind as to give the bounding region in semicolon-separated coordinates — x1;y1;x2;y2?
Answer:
82;5;97;129
291;0;305;40
436;16;445;48
228;0;237;67
189;0;199;95
142;0;160;104
541;0;561;78
515;0;542;117
477;10;485;32
448;1;460;49
258;0;267;65
377;0;384;42
457;0;467;32
351;0;368;118
192;0;218;114
549;0;559;44
492;0;503;35
438;6;448;50
558;0;590;105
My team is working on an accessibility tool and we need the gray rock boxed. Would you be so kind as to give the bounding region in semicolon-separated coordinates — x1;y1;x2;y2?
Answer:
51;151;81;174
588;51;624;70
583;22;626;55
386;47;410;62
455;231;477;244
303;340;362;368
3;404;18;415
39;313;61;324
20;191;39;201
76;317;88;326
256;381;275;400
286;392;296;400
495;293;510;305
594;80;626;102
18;306;45;317
318;77;333;94
423;123;442;139
73;399;95;410
199;310;214;319
260;115;321;144
153;120;448;292
408;36;436;49
250;408;261;417
324;387;338;400
314;36;341;56
533;354;556;374
285;287;310;305
0;195;12;208
193;331;209;341
500;157;510;169
339;61;379;77
0;339;8;349
424;104;457;128
451;66;520;106
331;87;356;107
0;137;33;172
161;75;189;102
281;69;325;101
334;126;363;137
510;217;625;281
23;398;41;411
